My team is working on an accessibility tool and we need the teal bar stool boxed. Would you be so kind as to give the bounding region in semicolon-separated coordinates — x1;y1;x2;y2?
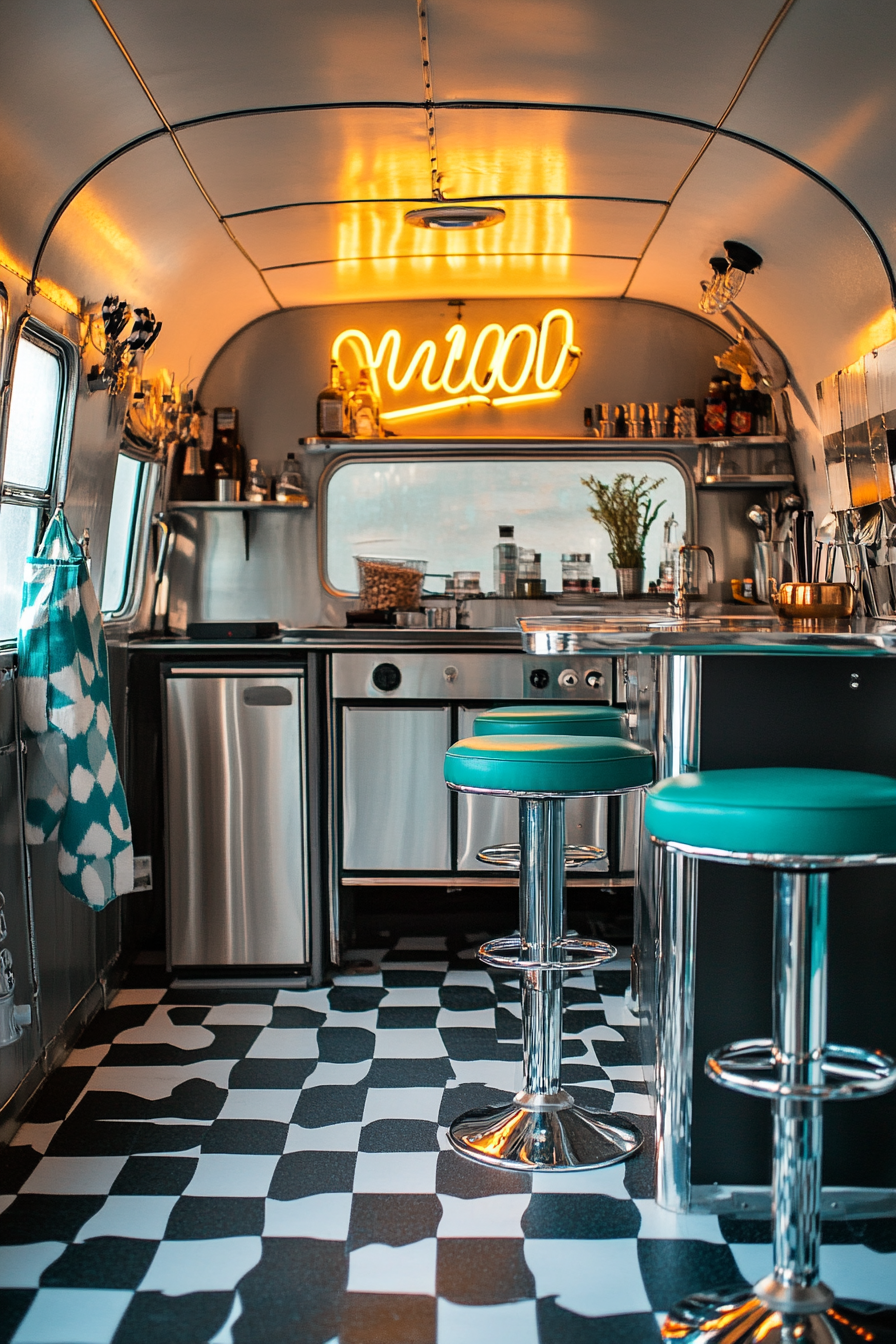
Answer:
474;704;629;870
444;731;653;1170
645;767;896;1344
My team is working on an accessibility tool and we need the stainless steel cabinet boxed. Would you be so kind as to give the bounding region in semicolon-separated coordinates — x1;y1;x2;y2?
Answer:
342;706;451;870
165;670;308;966
455;706;609;873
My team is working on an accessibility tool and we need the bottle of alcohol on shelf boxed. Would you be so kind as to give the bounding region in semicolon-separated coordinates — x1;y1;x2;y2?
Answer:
350;367;380;438
317;361;347;437
206;407;245;497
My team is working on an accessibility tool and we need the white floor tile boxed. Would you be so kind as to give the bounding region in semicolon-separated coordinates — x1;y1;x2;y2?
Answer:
728;1242;772;1285
217;1089;299;1122
442;971;494;989
263;1193;352;1239
498;1002;522;1019
634;1201;725;1243
571;1024;624;1044
437;1297;539;1344
601;996;639;1027
352;1152;439;1194
300;1060;371;1090
285;1122;362;1152
183;1154;280;1198
524;1237;652;1317
531;1162;630;1197
108;988;166;1006
611;1092;654;1116
348;1238;437;1295
114;1005;215;1051
139;1237;262;1295
204;1004;273;1026
10;1123;61;1154
75;1195;179;1242
323;1010;378;1031
84;1060;236;1099
362;1088;444;1124
63;1046;109;1068
374;1029;446;1059
20;1156;128;1196
820;1244;896;1306
601;1065;646;1082
0;1243;66;1287
12;1288;133;1344
448;1060;522;1092
329;974;383;988
0;1194;15;1217
437;1195;529;1238
569;1078;614;1093
274;989;332;1011
378;988;441;1008
436;1009;495;1029
246;1028;319;1059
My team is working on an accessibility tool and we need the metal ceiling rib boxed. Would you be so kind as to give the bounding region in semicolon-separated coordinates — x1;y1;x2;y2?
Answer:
82;0;283;309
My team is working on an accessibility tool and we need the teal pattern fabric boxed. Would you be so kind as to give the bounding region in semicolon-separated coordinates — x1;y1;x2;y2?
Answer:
17;509;133;909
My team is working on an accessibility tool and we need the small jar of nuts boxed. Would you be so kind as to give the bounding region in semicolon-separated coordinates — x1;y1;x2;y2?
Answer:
355;555;427;611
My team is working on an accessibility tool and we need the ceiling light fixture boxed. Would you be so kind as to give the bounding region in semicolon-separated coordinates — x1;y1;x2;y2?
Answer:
699;239;763;315
404;203;505;231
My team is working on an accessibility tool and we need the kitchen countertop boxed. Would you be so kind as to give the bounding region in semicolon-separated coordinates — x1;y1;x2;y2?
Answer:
518;613;896;656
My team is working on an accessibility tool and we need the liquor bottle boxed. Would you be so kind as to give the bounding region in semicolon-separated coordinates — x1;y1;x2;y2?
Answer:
170;397;210;501
493;525;518;597
275;452;310;506
350;368;380;438
244;459;268;502
317;361;347;437
206;407;245;497
729;386;754;436
702;379;728;435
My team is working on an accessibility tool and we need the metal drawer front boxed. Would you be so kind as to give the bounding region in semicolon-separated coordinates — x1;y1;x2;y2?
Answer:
455;706;608;872
342;706;451;870
166;674;307;965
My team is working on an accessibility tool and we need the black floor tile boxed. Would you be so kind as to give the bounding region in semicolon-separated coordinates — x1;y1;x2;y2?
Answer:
290;1081;369;1127
0;1194;105;1244
439;1028;513;1060
200;1119;288;1154
717;1216;772;1244
561;1038;589;1058
437;1236;535;1304
130;1123;211;1155
328;986;386;1013
40;1236;156;1289
113;1290;235;1344
0;1146;42;1194
439;986;494;1011
381;970;444;989
376;1006;439;1030
24;1067;94;1124
637;1239;749;1312
101;1025;262;1067
495;1007;524;1040
0;1289;35;1344
435;1148;531;1198
110;1156;198;1196
365;1058;454;1088
538;1302;662;1344
359;1119;439;1152
341;1291;436;1344
522;1193;642;1239
75;1005;157;1047
268;1150;356;1199
438;1083;515;1128
167;1007;211;1025
316;1026;375;1062
232;1238;346;1344
165;1195;265;1238
269;1005;327;1029
347;1193;443;1250
67;1079;227;1124
44;1117;143;1157
228;1059;317;1090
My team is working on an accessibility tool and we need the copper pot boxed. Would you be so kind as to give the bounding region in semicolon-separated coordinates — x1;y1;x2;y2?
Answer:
770;581;856;620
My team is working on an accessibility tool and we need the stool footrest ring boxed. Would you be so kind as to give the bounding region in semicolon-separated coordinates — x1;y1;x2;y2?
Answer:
477;843;606;870
478;934;615;972
706;1037;896;1101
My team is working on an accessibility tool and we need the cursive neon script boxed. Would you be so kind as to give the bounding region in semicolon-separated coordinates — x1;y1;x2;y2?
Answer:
331;307;581;421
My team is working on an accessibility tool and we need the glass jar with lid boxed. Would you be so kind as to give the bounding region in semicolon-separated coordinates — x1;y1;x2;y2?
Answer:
561;553;593;592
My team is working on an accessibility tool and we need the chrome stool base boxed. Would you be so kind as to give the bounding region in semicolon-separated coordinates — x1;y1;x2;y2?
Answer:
662;1288;896;1344
448;1092;642;1171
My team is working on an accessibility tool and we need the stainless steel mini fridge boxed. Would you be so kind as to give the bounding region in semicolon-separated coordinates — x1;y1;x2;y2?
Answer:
164;667;309;967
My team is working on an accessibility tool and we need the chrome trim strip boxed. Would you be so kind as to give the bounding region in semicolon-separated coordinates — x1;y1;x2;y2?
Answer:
649;835;896;870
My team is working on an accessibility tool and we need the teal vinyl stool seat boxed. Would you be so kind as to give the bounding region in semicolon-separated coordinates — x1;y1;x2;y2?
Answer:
444;731;654;1172
645;766;896;1344
464;704;631;871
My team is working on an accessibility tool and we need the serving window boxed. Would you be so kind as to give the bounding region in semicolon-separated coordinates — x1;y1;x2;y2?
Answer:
322;450;693;597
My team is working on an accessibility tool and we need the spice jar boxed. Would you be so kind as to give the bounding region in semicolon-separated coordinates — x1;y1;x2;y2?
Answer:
561;553;593;592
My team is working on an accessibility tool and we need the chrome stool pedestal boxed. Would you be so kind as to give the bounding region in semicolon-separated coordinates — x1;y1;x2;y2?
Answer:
652;848;896;1344
447;792;643;1171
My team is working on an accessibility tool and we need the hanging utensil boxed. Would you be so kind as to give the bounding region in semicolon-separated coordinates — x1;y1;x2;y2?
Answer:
747;505;770;542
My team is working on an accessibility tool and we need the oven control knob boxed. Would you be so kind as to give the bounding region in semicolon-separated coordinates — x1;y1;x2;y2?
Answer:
585;669;603;688
372;662;402;692
558;669;579;689
529;668;550;690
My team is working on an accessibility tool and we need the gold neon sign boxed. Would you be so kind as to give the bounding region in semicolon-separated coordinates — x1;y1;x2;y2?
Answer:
331;307;581;421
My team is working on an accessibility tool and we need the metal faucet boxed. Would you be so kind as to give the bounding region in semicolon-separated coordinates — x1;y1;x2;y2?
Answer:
670;544;716;618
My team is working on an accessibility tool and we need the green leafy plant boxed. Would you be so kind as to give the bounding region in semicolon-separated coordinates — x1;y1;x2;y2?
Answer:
581;472;666;569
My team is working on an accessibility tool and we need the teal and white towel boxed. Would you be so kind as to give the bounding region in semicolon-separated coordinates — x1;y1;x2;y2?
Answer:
17;508;134;909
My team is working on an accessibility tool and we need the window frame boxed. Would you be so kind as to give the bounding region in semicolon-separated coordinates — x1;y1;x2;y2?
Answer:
0;315;77;644
100;452;160;623
317;444;698;597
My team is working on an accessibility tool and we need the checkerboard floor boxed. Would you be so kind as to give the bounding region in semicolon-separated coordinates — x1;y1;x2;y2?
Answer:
1;937;894;1344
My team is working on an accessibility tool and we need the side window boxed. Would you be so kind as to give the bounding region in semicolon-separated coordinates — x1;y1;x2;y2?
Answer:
0;324;71;641
101;453;156;617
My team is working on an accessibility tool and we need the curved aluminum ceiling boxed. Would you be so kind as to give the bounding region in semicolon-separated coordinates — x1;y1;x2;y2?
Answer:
1;0;894;389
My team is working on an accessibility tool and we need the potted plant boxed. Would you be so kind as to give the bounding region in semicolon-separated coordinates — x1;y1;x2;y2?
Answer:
581;472;666;597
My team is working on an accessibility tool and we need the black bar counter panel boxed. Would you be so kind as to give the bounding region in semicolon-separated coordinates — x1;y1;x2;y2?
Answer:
693;655;896;1188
